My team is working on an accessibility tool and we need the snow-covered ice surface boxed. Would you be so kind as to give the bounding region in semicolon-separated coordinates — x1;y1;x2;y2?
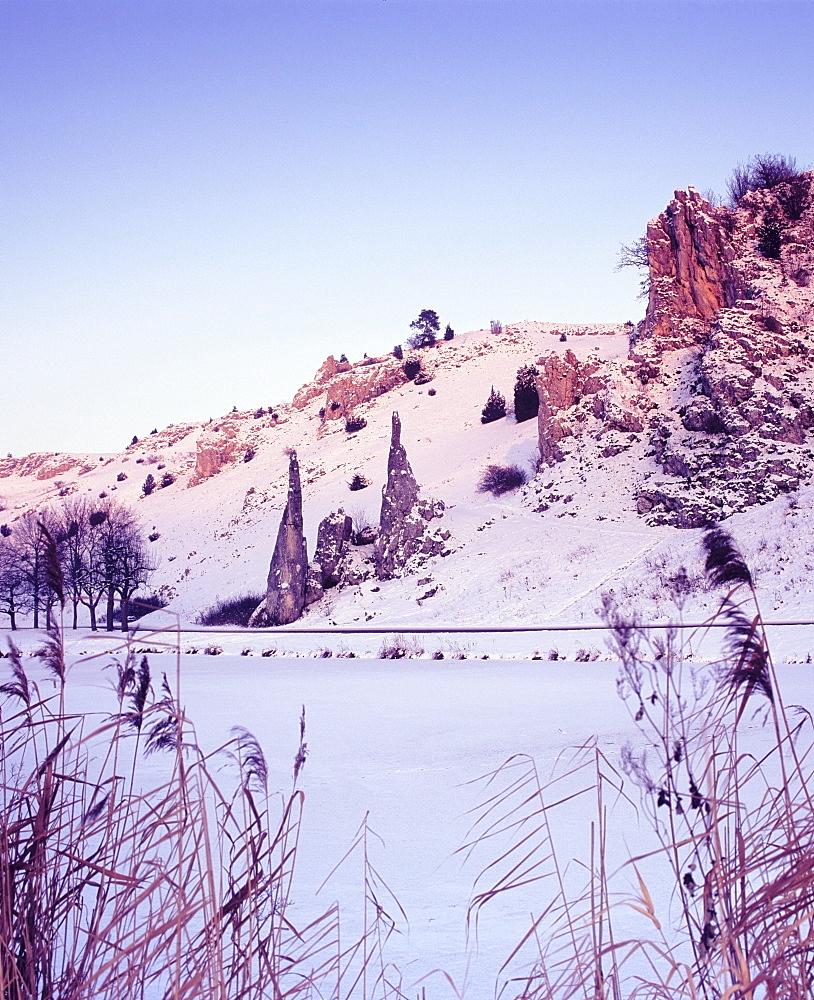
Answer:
18;645;808;998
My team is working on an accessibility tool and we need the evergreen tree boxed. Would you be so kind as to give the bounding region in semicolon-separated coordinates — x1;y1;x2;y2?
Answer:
407;309;440;349
142;474;156;496
481;386;506;424
514;364;540;422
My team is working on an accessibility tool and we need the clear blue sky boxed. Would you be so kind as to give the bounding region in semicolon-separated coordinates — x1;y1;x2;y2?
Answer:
3;0;812;455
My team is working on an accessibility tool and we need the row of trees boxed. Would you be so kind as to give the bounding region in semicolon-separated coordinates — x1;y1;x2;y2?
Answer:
0;499;153;631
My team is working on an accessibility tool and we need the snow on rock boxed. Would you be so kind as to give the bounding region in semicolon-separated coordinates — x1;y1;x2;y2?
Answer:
262;451;308;626
313;509;353;588
531;174;814;528
374;411;447;580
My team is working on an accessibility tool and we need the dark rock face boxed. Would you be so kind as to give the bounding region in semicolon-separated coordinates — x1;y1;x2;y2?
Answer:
375;412;446;580
313;510;353;588
264;451;308;625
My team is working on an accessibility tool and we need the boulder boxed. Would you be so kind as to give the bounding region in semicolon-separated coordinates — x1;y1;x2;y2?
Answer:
313;510;353;587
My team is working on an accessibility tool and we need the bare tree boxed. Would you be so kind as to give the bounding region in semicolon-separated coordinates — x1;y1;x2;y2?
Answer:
88;502;154;632
13;513;62;629
55;497;92;629
616;235;651;299
0;534;28;630
727;153;802;207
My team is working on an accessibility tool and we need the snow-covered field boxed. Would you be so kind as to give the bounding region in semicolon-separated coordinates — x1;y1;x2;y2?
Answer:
7;636;809;998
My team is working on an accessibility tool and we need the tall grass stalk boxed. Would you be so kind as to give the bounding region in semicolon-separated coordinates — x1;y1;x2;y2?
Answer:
0;602;402;998
464;527;814;999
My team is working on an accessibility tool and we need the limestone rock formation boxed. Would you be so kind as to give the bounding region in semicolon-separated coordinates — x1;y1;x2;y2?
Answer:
640;186;746;353
0;454;95;481
322;358;409;423
536;350;609;465
375;412;446;580
264;451;308;625
313;510;353;588
194;421;242;480
529;172;814;528
292;355;352;409
291;352;411;422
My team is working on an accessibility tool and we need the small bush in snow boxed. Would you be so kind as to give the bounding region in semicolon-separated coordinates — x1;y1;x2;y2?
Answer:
393;344;403;360
345;415;367;433
160;472;175;488
243;447;255;462
777;174;811;221
196;592;264;627
477;464;528;495
480;386;506;424
142;474;156;496
116;472;127;482
444;324;454;341
378;634;424;659
490;319;503;336
348;473;370;491
148;532;160;542
203;645;223;656
428;387;436;396
403;358;421;379
757;219;783;259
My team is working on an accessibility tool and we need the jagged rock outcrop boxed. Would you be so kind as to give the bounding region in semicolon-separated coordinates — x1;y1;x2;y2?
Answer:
292;353;413;422
639;186;746;353
375;413;446;580
529;173;814;527
313;510;353;588
323;357;409;422
0;454;95;481
536;350;608;465
264;451;308;625
292;355;352;409
194;421;242;480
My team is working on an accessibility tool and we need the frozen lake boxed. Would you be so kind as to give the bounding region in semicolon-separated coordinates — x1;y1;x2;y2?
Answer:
16;646;814;997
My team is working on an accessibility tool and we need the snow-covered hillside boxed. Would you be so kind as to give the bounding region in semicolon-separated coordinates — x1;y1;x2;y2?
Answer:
3;172;814;650
3;314;814;655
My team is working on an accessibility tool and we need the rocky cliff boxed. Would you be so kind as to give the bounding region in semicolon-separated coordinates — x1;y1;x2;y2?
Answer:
534;173;814;527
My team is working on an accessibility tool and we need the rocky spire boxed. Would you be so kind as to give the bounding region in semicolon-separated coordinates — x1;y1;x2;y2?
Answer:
265;451;308;625
375;412;445;580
